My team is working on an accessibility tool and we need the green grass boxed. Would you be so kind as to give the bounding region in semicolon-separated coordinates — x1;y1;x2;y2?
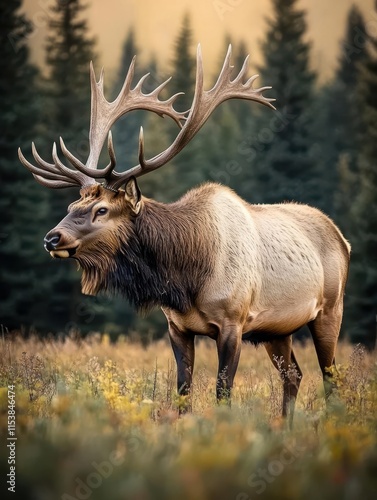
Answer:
1;334;377;499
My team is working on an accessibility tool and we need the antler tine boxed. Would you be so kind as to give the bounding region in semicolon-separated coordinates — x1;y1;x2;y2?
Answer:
105;43;275;188
59;138;86;171
19;144;89;188
33;175;78;189
35;143;96;186
107;126;145;190
114;56;136;99
18;147;75;183
210;44;276;109
115;68;187;129
215;44;234;85
59;137;113;181
146;77;186;127
107;131;117;170
31;143;63;175
132;72;151;92
138;126;147;170
51;143;92;187
102;132;122;187
233;53;250;84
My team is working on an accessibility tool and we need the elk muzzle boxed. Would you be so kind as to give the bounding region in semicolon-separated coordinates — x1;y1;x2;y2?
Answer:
44;230;78;258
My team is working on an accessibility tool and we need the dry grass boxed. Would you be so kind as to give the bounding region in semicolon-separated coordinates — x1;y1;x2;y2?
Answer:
0;333;377;499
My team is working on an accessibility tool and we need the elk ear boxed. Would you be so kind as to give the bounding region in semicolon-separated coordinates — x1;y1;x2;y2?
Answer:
124;177;141;214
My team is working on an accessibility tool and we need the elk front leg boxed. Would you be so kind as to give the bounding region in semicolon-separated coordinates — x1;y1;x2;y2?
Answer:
264;336;302;425
168;322;195;412
216;325;242;404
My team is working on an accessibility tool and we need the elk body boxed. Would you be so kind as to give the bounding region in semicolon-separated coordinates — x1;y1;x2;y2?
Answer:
19;46;350;420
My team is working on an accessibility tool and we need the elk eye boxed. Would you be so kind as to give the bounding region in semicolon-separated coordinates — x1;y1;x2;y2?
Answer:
96;207;108;216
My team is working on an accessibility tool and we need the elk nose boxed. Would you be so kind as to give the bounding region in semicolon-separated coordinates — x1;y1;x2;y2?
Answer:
44;232;61;252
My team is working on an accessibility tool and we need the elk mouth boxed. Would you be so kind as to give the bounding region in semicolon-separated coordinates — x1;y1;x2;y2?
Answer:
49;246;78;259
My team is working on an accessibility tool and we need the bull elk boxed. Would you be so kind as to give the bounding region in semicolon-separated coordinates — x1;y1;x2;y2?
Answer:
19;45;350;420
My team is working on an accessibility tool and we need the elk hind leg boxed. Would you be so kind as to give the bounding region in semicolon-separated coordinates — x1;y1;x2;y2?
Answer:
264;336;302;423
308;306;342;401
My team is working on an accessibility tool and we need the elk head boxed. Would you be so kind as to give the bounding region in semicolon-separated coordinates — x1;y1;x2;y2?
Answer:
19;45;275;295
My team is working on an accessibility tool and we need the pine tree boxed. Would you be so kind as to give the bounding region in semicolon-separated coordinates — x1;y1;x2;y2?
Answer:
347;12;377;347
317;6;367;222
305;7;368;344
113;28;138;97
338;5;368;89
42;0;98;333
111;29;150;171
243;0;317;207
170;13;196;114
45;0;96;148
0;1;53;331
165;13;203;198
335;5;367;180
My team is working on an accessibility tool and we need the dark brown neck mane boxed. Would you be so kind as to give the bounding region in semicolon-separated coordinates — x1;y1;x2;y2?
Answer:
80;197;216;312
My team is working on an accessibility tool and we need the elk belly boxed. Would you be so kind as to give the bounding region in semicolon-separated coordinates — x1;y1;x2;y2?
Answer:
50;250;70;259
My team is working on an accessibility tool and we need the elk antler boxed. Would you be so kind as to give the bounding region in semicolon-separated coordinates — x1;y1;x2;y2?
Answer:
19;45;275;191
19;58;187;189
108;44;276;189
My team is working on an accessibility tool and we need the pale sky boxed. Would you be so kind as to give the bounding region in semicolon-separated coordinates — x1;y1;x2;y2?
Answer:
22;0;374;84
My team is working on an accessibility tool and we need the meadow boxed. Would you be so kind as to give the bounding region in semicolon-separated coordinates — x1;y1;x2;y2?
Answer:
1;332;377;500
